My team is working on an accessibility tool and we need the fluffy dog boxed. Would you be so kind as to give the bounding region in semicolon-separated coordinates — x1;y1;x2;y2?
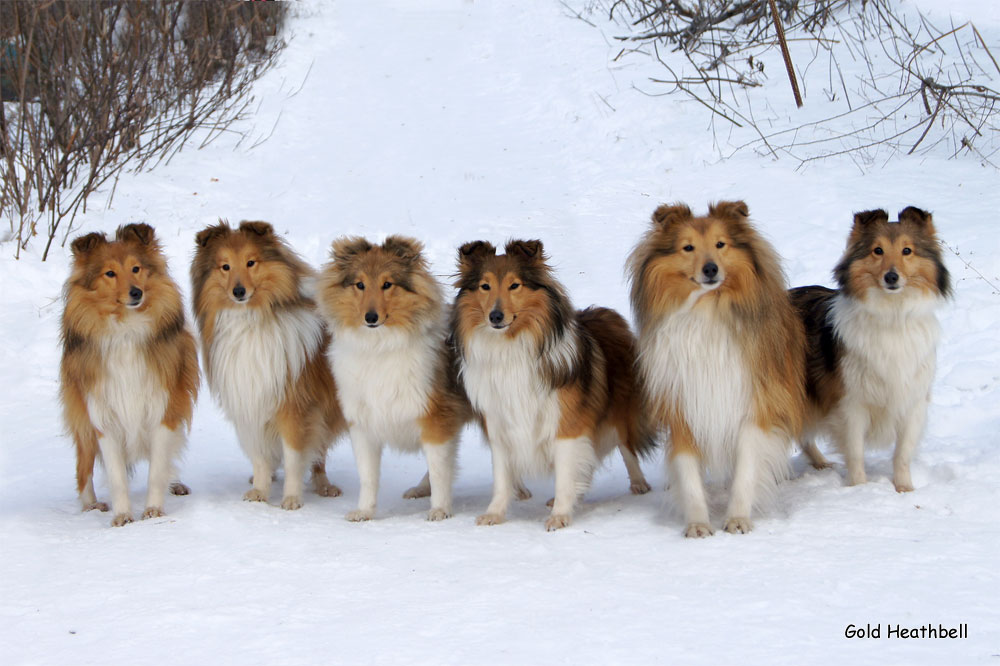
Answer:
60;224;199;526
791;207;951;491
628;202;806;537
191;220;345;509
454;239;654;531
317;236;470;522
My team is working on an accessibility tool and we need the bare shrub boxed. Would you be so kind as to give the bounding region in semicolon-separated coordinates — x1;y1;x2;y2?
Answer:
600;1;1000;168
0;0;288;260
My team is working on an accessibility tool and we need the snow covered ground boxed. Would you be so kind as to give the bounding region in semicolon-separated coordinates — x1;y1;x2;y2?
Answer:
2;1;998;664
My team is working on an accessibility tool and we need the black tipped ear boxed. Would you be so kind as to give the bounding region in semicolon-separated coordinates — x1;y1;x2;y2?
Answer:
383;235;423;261
709;200;749;220
331;236;373;262
457;240;496;272
505;239;544;262
651;204;692;229
898;206;934;228
117;223;155;245
239;220;274;238
70;232;107;257
195;223;231;248
853;209;889;228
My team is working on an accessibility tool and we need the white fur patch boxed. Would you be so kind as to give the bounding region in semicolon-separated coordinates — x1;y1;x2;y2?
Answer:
328;319;444;450
639;293;750;475
829;291;942;447
461;328;561;475
86;315;173;464
207;305;324;461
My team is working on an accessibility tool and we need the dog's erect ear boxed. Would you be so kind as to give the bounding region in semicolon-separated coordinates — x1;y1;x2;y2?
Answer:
239;220;274;238
70;232;108;257
898;206;935;234
651;204;692;229
330;236;373;262
505;239;544;263
383;235;423;262
852;209;889;229
116;223;155;245
709;200;749;221
195;222;231;248
457;240;496;273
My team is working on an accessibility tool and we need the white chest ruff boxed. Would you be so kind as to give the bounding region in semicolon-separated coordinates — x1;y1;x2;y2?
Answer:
831;294;941;443
329;324;440;449
207;306;323;430
640;301;750;472
461;331;560;473
86;317;169;459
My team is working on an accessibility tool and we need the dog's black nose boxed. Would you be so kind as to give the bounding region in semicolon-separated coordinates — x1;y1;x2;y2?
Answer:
365;311;379;325
702;262;719;280
884;270;899;286
489;309;505;326
129;286;142;302
233;285;246;299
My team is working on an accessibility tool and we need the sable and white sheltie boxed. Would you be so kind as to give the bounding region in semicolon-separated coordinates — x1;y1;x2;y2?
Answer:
628;202;806;537
790;207;951;492
454;239;654;531
191;220;345;509
317;236;469;522
60;224;199;527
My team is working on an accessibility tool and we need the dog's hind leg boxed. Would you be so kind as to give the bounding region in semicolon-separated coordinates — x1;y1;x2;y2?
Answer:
310;456;342;497
618;443;652;494
800;439;832;469
402;472;432;500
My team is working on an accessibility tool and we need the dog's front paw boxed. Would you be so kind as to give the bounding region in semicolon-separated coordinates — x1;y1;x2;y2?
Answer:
346;509;374;522
475;513;505;526
281;496;303;511
427;508;452;521
83;501;109;512
894;480;914;493
846;469;867;486
403;485;431;500
684;522;714;538
724;517;753;534
169;482;191;496
142;506;164;520
243;488;268;502
630;479;652;495
545;514;571;531
111;513;134;527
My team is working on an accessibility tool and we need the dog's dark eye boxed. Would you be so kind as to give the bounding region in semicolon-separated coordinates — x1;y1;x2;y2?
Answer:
480;283;491;291
247;260;256;268
382;281;392;290
902;247;912;256
716;241;725;249
356;282;365;290
222;264;230;271
132;266;140;274
683;245;694;252
105;270;116;278
873;247;883;256
510;283;520;290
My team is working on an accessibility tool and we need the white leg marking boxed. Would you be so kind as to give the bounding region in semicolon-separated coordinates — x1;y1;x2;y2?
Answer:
144;425;182;519
98;435;132;526
724;424;767;534
280;441;307;510
619;443;651;494
841;408;867;486
670;451;712;537
893;405;927;493
245;457;273;502
422;440;456;521
347;428;381;522
477;441;514;526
